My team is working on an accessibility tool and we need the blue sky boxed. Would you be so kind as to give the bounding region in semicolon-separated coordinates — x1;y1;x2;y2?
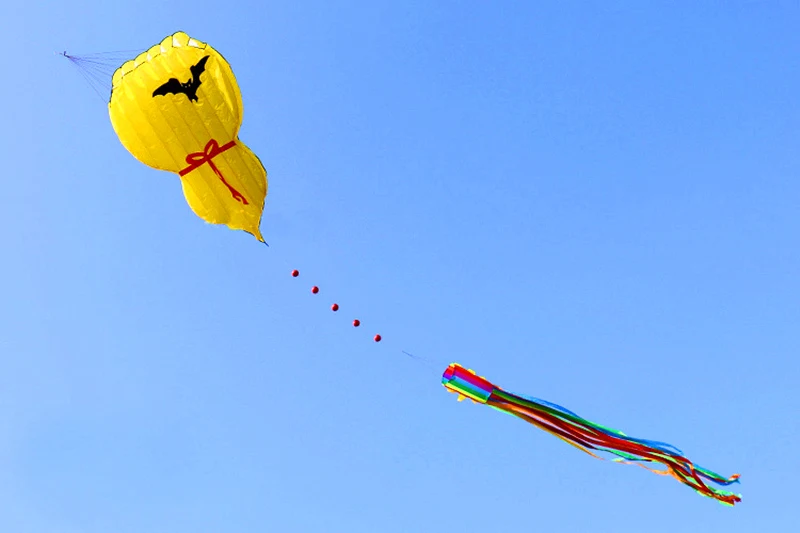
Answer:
2;2;799;531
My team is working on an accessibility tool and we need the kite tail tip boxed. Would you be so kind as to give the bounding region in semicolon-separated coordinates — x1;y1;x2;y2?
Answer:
721;492;743;506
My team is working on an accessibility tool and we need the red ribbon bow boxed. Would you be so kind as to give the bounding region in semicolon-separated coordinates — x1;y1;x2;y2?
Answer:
179;138;249;205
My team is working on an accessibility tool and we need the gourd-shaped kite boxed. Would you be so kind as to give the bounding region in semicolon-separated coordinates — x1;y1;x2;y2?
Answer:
109;31;267;242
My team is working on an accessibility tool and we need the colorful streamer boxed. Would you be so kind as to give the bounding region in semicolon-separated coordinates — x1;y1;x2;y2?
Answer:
442;363;742;505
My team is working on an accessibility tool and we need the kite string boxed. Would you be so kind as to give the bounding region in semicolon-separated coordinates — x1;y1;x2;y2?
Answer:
283;264;445;378
289;267;383;342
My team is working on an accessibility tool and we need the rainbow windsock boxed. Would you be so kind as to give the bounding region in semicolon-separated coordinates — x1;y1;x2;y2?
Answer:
442;363;741;505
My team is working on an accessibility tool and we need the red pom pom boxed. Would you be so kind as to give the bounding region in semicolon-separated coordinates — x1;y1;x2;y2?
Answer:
311;286;319;294
374;334;382;342
353;319;361;327
331;303;339;311
291;269;299;277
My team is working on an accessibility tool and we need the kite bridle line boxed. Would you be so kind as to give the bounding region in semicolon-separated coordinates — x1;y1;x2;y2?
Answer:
58;48;146;103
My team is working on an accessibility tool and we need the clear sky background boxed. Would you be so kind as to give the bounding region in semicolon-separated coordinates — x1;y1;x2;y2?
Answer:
2;2;798;532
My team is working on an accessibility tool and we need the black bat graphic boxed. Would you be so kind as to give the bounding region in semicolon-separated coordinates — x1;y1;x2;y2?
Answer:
152;55;210;102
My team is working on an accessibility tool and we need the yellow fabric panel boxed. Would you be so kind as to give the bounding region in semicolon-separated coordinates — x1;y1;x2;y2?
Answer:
108;31;267;242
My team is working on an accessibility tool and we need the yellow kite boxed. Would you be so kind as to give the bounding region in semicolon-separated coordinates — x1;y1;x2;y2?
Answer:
109;31;267;242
